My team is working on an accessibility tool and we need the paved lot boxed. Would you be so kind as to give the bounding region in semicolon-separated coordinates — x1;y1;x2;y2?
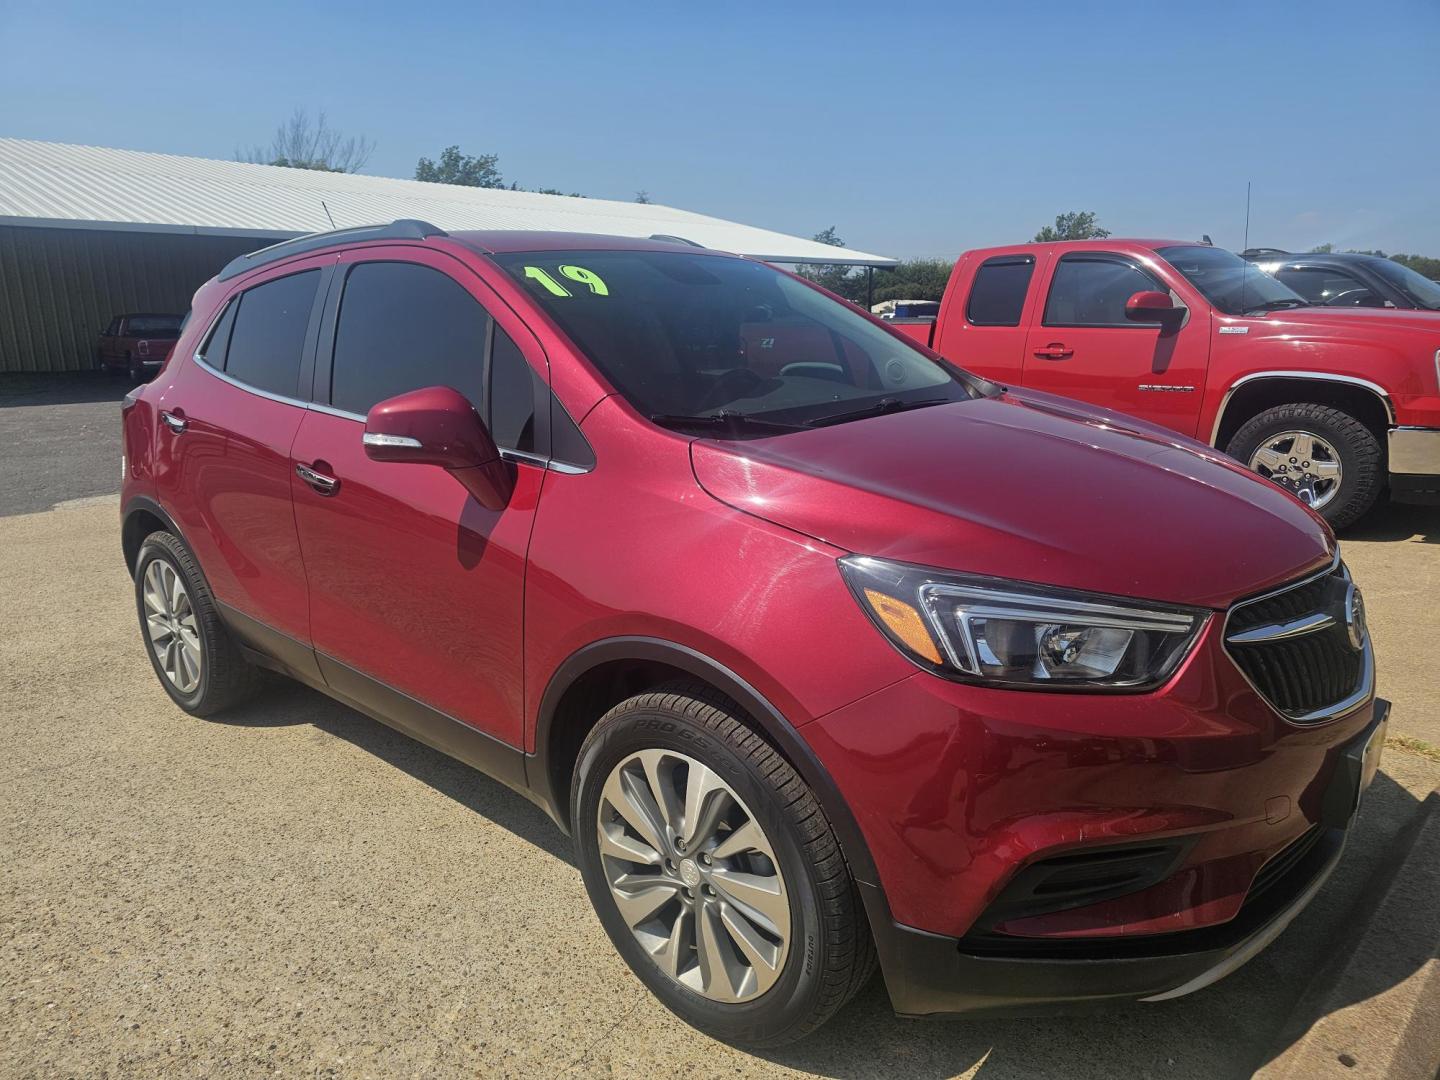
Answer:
0;375;131;516
2;378;1438;1077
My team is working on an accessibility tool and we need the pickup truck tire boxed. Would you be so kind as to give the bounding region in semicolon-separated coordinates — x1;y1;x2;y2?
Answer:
1226;403;1383;530
572;682;876;1047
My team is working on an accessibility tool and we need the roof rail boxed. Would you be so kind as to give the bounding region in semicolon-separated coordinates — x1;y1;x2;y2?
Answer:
218;219;448;281
648;233;705;248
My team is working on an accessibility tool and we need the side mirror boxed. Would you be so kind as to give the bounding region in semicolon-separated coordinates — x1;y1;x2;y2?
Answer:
1125;290;1184;326
363;386;513;510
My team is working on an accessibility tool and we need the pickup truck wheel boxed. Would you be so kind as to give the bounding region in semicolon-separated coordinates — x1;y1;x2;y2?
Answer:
1226;403;1382;530
572;683;876;1047
134;531;264;717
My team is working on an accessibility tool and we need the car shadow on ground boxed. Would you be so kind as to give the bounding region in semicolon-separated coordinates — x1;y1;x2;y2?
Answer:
1341;500;1439;544
0;372;138;407
209;678;574;864
209;679;1431;1080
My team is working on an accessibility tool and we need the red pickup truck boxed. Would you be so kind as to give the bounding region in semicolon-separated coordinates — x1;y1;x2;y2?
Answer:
96;312;183;381
892;240;1440;528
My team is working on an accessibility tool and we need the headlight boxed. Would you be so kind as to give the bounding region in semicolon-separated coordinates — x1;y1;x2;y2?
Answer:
840;556;1208;690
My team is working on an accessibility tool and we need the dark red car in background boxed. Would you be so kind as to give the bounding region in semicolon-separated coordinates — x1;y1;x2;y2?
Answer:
120;222;1387;1046
97;312;182;380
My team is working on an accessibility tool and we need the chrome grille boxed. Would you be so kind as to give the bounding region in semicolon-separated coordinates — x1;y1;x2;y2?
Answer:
1224;558;1370;723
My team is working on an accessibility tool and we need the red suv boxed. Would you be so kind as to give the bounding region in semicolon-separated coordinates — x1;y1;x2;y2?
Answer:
121;221;1388;1046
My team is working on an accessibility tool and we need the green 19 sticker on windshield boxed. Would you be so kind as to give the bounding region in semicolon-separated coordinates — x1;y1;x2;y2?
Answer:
524;264;609;297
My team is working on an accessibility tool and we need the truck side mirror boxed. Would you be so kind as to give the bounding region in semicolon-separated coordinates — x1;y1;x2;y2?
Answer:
1125;290;1185;327
362;385;513;510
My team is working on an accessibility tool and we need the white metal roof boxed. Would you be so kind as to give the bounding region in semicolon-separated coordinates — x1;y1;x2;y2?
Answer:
0;138;896;267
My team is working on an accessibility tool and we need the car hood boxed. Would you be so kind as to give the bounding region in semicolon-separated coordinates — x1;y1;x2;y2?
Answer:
1240;305;1440;337
690;389;1333;610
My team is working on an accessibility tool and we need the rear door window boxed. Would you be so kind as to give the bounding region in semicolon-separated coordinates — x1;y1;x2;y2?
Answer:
223;270;321;398
966;256;1035;326
1043;255;1165;327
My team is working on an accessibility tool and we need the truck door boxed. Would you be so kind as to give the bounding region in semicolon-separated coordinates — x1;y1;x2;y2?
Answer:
1021;251;1211;437
931;251;1044;384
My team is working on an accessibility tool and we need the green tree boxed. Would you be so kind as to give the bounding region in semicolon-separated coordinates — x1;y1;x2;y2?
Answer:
415;145;505;188
873;259;955;303
795;227;859;298
240;109;374;173
1309;242;1335;253
1034;210;1111;242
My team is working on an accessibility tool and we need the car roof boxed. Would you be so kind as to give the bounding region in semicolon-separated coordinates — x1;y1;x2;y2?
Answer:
451;230;732;257
1245;251;1384;267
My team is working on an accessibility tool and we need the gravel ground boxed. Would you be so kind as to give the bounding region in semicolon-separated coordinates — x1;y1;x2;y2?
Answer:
1;473;1437;1076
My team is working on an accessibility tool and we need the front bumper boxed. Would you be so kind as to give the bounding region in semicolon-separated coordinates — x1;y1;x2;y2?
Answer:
1389;427;1440;503
863;701;1388;1016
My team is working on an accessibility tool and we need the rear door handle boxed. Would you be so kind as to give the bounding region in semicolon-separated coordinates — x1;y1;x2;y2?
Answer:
1033;343;1074;360
159;410;187;433
295;462;340;496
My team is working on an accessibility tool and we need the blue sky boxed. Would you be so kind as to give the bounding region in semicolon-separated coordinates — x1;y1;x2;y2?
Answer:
3;1;1437;260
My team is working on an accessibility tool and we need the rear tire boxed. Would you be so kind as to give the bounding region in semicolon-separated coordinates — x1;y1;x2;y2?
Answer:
133;531;263;717
1226;403;1382;530
572;682;875;1047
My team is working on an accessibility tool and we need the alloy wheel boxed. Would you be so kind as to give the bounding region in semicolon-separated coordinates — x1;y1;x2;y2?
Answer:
1248;430;1343;511
142;559;203;694
596;748;791;1003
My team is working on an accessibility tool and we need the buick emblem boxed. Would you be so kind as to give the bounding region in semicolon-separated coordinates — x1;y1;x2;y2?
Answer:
1344;583;1368;651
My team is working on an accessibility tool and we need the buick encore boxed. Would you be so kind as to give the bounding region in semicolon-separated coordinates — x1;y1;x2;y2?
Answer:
121;221;1387;1046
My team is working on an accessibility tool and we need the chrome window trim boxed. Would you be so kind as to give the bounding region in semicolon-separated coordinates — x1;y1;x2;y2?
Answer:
193;351;312;410
1208;372;1395;446
257;396;594;474
1220;552;1374;725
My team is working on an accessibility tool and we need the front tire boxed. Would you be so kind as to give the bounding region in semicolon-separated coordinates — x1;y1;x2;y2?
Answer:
1226;402;1383;530
572;684;875;1047
134;531;263;716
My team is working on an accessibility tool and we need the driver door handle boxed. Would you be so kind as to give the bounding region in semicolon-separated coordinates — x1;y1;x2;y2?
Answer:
1033;343;1074;360
295;462;340;496
159;410;187;433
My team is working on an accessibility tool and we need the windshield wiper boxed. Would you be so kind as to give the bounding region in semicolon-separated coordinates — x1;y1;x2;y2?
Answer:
647;410;807;435
1242;298;1312;314
804;397;953;428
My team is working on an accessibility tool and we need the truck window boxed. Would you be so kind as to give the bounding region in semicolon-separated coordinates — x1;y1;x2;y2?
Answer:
1043;255;1164;328
966;256;1035;326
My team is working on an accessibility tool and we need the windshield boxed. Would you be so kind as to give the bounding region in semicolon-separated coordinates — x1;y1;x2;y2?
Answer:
1156;246;1307;316
127;315;182;336
1368;259;1440;310
495;250;973;432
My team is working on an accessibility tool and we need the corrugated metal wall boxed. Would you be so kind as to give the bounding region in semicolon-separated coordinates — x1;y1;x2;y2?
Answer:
0;226;269;373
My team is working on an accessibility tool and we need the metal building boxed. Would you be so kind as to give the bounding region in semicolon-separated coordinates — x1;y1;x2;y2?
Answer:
0;139;896;374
